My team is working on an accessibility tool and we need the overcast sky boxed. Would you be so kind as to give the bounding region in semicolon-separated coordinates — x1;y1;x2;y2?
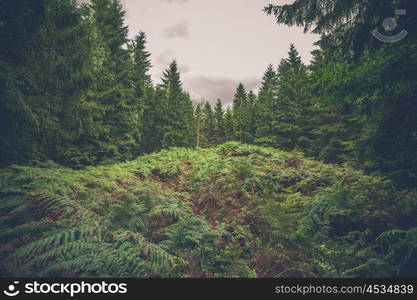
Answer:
107;0;318;105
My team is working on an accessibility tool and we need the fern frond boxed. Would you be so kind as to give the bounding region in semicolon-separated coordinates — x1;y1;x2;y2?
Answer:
0;218;57;243
5;226;96;263
376;229;406;243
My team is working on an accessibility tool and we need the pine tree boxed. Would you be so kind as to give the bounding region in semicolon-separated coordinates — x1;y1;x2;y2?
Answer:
88;0;141;162
304;48;357;163
213;99;225;144
160;60;194;148
223;108;234;142
140;87;166;153
265;0;417;188
202;102;215;147
308;102;357;164
245;90;257;144
279;44;303;76
130;31;152;98
161;60;182;99
308;42;417;188
264;0;417;57
232;83;247;142
0;0;96;167
91;0;129;81
273;44;311;150
255;64;277;146
128;30;158;154
194;102;203;148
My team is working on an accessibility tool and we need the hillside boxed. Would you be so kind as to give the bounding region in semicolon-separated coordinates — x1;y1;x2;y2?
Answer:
1;142;416;278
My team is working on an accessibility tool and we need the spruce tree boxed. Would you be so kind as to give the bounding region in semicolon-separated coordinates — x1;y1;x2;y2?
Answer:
140;87;166;153
264;0;417;56
89;0;141;162
194;103;203;148
232;83;247;142
0;0;95;167
130;31;152;98
223;108;234;142
160;60;194;148
272;44;311;150
245;90;257;144
129;30;158;154
305;48;357;163
91;0;129;81
255;64;277;146
202;102;215;147
214;99;225;144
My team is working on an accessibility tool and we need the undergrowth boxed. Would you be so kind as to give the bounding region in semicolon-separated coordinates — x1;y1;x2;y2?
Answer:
1;142;416;277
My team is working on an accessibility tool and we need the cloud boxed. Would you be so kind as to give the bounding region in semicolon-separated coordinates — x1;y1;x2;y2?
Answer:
156;50;175;66
179;65;191;74
162;21;190;39
155;50;191;74
163;0;190;4
183;76;260;106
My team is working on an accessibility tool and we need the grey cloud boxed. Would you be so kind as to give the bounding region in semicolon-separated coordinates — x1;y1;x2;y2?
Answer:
162;21;190;39
156;50;175;66
179;65;191;74
156;50;191;74
183;76;260;106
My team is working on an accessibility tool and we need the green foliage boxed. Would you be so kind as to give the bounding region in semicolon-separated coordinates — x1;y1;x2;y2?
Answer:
264;0;417;57
0;0;142;168
0;0;197;168
1;0;417;280
261;1;417;189
213;99;226;144
158;60;194;149
0;0;94;166
129;31;152;99
2;143;416;278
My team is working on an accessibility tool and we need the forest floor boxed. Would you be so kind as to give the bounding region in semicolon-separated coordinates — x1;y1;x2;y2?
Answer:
1;142;416;277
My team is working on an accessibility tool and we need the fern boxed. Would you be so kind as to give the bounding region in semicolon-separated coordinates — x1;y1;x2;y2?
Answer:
0;218;56;243
1;143;416;278
150;203;187;220
376;229;406;243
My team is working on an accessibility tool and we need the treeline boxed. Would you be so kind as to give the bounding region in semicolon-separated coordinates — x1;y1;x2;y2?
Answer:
194;0;417;188
193;38;417;188
1;0;194;168
1;0;417;188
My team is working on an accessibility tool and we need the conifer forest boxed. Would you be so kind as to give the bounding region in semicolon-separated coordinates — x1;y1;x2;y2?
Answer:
1;0;417;278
